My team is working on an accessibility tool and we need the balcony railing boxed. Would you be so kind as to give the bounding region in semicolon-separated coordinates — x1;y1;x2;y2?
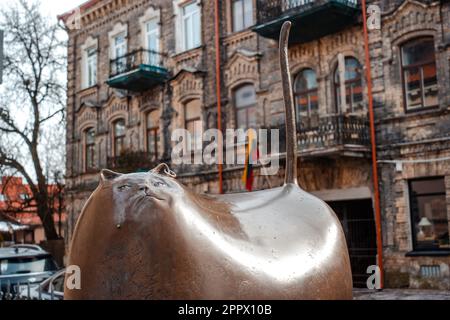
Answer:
107;49;169;91
298;114;369;151
107;151;159;173
266;114;370;156
254;0;360;43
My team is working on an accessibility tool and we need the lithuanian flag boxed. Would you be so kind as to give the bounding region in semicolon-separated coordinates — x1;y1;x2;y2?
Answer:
242;131;259;191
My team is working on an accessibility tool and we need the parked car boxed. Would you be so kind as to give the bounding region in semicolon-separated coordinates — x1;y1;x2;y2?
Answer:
0;244;59;299
18;269;65;300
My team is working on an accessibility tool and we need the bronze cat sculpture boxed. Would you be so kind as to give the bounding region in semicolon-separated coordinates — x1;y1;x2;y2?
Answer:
65;22;353;300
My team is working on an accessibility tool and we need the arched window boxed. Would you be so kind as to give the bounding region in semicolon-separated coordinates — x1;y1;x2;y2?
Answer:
235;84;257;130
146;110;160;160
294;68;319;128
113;119;126;157
184;99;202;151
334;57;363;113
401;37;438;111
84;128;96;171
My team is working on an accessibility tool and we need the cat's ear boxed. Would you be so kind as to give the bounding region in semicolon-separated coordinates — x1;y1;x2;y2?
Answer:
100;169;122;182
150;163;176;178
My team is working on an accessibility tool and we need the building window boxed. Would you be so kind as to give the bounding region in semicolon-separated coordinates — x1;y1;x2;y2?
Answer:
334;57;363;113
235;84;257;131
113;119;126;157
86;47;97;88
0;194;5;202
409;177;450;251
182;1;201;51
232;0;253;32
112;33;127;74
184;100;202;151
145;18;159;65
401;38;438;111
146;111;160;160
85;128;96;171
294;68;319;129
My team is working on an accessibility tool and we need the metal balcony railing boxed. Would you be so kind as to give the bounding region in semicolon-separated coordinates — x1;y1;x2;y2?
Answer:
266;114;370;155
107;151;159;173
256;0;359;27
109;49;164;78
297;114;369;150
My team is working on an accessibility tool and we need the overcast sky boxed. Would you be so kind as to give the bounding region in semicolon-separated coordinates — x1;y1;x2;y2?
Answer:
0;0;87;21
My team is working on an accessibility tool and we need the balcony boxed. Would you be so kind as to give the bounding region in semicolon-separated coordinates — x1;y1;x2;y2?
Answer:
106;49;169;92
253;0;360;43
268;114;370;157
107;151;159;173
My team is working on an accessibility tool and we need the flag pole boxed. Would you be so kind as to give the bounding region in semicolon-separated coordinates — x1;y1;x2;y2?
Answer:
361;0;384;289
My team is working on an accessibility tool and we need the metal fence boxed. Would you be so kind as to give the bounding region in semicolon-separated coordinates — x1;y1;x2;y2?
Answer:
109;49;164;78
0;279;61;300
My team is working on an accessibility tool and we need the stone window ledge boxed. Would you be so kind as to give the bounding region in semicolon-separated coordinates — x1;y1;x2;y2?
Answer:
405;250;450;257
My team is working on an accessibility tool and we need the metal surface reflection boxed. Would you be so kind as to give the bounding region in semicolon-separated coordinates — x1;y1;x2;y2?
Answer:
65;22;353;300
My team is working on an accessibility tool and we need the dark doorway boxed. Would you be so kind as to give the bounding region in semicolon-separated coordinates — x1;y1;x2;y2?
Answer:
328;199;377;288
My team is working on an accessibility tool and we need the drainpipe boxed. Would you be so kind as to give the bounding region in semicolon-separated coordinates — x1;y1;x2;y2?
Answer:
361;0;384;289
214;0;223;194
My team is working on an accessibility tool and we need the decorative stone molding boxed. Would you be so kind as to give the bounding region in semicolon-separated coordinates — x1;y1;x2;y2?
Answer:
224;50;260;89
171;69;204;103
223;30;257;58
103;95;129;125
383;0;440;42
76;104;98;133
77;86;99;109
140;89;163;111
170;47;203;75
323;30;361;57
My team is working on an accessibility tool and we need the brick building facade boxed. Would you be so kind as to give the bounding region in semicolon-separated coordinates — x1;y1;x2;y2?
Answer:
60;0;450;289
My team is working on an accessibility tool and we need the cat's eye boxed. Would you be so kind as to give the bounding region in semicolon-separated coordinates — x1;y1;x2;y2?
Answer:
153;181;166;187
118;185;131;191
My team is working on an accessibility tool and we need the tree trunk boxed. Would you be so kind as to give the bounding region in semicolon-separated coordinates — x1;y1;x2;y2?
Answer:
36;194;59;241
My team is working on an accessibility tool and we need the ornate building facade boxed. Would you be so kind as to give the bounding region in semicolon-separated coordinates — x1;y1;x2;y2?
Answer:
60;0;450;289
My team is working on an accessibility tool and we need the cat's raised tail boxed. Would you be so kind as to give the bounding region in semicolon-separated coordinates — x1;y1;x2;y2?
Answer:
279;21;298;185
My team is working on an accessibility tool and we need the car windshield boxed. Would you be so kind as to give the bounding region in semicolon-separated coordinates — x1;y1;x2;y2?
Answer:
0;256;58;275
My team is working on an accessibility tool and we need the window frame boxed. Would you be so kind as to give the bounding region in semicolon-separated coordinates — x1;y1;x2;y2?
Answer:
400;37;439;113
234;84;257;131
86;47;97;88
181;1;201;51
84;127;96;172
231;0;254;33
146;111;160;160
294;68;319;129
144;18;160;65
112;119;126;157
333;57;363;114
112;32;127;75
408;177;449;252
184;99;202;152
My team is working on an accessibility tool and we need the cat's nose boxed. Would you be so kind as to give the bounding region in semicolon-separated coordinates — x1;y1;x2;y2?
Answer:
139;185;150;194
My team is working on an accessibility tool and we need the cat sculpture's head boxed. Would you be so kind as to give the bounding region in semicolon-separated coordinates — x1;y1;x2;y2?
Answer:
94;164;182;228
66;164;194;299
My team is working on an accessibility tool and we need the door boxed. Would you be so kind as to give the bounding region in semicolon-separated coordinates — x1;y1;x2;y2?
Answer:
328;199;377;288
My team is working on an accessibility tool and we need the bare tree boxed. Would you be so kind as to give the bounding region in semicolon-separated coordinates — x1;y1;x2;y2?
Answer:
0;0;66;240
